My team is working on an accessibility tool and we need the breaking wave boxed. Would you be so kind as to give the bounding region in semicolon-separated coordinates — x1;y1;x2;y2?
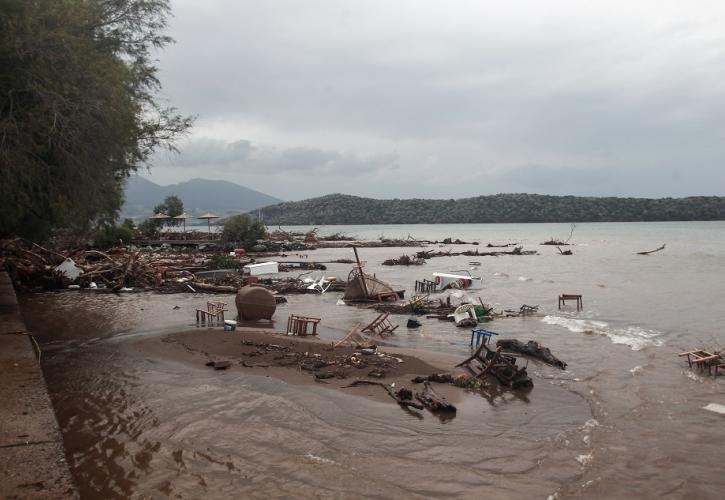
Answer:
542;316;663;351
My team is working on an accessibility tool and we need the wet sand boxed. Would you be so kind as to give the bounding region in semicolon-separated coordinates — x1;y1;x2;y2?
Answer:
137;327;471;409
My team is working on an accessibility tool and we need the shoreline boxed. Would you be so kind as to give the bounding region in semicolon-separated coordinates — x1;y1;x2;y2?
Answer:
0;272;77;498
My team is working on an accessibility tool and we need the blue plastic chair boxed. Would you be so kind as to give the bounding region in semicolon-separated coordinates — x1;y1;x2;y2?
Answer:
470;328;498;348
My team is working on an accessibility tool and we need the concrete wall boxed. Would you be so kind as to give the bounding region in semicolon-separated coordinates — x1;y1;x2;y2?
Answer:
0;272;77;498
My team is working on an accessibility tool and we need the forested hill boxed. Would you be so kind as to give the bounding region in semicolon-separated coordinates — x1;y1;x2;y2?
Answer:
257;193;725;225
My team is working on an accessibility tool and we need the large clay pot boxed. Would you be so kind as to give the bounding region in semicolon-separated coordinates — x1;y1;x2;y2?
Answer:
235;285;276;320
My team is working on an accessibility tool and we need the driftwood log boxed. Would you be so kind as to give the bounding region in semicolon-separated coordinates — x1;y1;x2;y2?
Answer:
343;380;424;410
415;381;456;413
637;244;665;255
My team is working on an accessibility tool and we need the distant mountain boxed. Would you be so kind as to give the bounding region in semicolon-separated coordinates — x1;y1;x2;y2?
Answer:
122;177;282;219
256;193;725;224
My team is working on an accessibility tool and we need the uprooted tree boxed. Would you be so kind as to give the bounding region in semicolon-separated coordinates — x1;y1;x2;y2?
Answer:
0;0;192;241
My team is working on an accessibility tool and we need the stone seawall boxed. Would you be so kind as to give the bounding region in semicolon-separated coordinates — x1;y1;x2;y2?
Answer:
0;272;77;498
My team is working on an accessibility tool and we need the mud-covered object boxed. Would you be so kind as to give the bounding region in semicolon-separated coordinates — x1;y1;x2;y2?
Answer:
235;286;277;320
496;339;567;370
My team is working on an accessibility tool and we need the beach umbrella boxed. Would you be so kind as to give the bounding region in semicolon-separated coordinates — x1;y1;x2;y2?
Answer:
149;212;171;234
173;213;191;238
197;212;220;238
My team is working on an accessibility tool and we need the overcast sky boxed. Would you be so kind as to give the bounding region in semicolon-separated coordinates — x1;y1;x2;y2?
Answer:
144;0;725;201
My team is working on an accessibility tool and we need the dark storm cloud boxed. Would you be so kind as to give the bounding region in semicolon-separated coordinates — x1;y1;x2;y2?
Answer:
147;0;725;199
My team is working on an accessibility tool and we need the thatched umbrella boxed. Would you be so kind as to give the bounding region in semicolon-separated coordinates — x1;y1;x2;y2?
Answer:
149;212;170;235
197;212;220;238
173;213;192;238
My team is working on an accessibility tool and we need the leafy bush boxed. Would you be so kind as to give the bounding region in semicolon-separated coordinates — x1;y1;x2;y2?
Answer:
207;254;242;270
220;215;267;248
92;220;135;248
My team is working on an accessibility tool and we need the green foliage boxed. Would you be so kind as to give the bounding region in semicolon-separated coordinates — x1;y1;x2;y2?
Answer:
257;193;725;224
408;302;426;315
92;222;134;248
207;254;242;270
154;195;184;218
221;215;267;248
137;218;159;237
153;194;184;226
0;0;192;241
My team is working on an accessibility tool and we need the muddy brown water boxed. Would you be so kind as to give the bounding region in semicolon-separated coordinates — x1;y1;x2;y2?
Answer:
20;222;725;498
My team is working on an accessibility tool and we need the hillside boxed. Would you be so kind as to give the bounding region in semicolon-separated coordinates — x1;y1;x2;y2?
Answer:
122;177;282;218
256;193;725;225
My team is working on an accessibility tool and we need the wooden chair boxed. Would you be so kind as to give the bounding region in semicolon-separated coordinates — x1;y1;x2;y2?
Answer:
287;314;321;336
678;349;723;376
362;313;399;335
196;301;228;324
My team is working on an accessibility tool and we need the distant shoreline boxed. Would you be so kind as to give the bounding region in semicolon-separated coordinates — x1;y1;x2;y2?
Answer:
255;193;725;225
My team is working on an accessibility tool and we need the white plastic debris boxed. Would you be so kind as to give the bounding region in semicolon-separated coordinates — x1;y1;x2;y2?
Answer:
703;403;725;415
55;258;82;280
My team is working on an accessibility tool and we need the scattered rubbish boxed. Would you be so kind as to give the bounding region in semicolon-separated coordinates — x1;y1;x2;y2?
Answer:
278;261;327;271
205;360;231;370
637;243;666;255
416;247;536;259
67;284;80;290
703;403;725;415
406;318;421;328
224;319;237;331
542;224;576;247
236;286;277;320
360;348;376;355
432;271;483;291
306;276;331;293
287;314;321;336
557;246;573;255
486;243;518;248
678;349;724;377
558;294;583;311
456;344;533;390
496;339;567;370
382;254;425;266
541;238;569;246
504;304;539;317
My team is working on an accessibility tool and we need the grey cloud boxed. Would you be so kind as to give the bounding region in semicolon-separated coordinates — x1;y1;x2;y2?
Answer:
147;0;725;198
154;137;399;176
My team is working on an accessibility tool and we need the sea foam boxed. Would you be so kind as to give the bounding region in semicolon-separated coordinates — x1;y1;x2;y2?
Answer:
542;316;663;351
